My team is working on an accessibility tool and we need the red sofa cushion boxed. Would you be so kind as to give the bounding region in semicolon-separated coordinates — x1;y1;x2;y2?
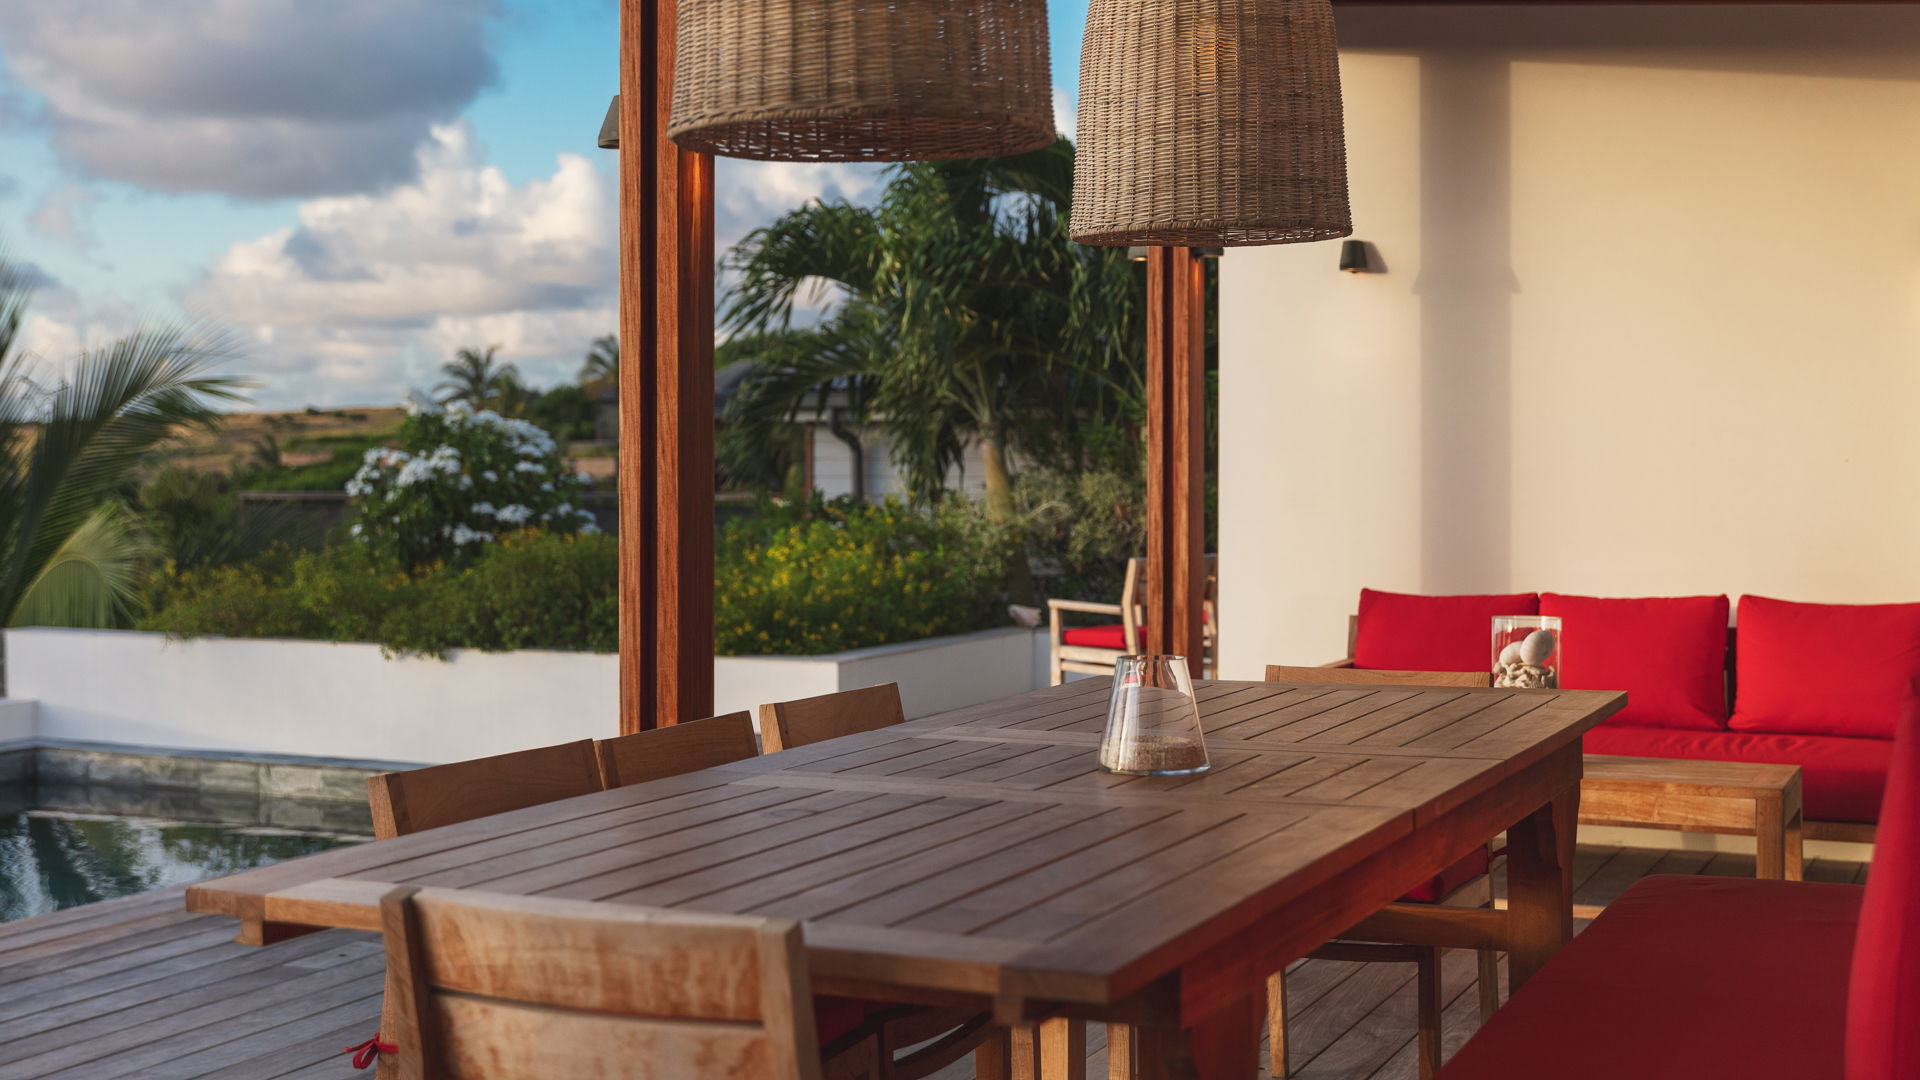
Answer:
1061;623;1127;650
1435;875;1862;1080
1539;593;1730;730
813;996;873;1048
1354;590;1539;673
1402;847;1491;904
1846;707;1920;1080
1584;725;1890;824
1729;596;1920;739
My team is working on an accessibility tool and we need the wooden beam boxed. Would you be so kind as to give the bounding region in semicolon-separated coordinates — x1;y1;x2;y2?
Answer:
618;0;715;733
1143;247;1206;675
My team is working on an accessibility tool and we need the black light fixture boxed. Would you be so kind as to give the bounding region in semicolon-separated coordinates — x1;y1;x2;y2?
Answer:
597;95;619;150
1127;246;1224;261
1339;239;1370;273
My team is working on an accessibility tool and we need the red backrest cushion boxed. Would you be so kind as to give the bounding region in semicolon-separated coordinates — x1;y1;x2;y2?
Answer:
1846;702;1920;1080
1538;593;1730;730
1730;596;1920;739
1353;589;1539;673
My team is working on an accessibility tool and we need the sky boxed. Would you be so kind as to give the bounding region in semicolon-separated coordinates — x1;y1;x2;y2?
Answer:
0;1;1089;411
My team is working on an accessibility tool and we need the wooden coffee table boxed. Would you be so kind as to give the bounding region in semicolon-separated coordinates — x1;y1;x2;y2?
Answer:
1580;755;1804;880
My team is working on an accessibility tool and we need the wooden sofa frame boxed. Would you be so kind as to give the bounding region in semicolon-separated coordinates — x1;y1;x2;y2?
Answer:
1328;616;1876;844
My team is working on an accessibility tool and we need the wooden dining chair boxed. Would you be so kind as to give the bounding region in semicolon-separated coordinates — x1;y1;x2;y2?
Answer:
760;683;906;752
365;740;604;840
1261;665;1502;1080
373;884;843;1080
595;711;760;787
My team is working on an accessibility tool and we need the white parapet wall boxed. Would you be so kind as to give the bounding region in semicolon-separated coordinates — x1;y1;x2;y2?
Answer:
4;626;1044;765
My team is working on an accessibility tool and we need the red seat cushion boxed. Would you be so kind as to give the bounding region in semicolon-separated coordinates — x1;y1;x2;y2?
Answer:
1354;590;1539;673
1061;623;1128;650
1539;593;1730;730
1729;596;1920;739
813;996;877;1049
1584;725;1890;824
1846;707;1920;1080
1435;875;1862;1080
1402;847;1491;903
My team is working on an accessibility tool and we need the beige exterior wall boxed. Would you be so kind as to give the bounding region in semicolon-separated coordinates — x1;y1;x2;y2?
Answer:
1219;6;1920;675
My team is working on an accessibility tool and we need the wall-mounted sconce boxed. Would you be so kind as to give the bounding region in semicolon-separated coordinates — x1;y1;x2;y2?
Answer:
1339;239;1370;273
1127;246;1224;261
597;95;620;150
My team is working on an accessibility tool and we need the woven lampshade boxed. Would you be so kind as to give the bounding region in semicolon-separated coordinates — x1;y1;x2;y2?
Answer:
669;0;1056;163
1072;0;1352;247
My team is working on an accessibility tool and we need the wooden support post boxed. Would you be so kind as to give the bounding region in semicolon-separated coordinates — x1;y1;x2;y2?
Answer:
617;0;715;733
1143;247;1207;676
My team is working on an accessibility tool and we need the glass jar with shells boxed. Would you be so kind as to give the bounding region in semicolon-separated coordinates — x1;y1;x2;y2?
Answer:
1492;616;1561;689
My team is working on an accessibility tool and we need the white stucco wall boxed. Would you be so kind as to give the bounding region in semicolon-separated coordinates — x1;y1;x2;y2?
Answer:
1219;6;1920;675
5;627;1043;764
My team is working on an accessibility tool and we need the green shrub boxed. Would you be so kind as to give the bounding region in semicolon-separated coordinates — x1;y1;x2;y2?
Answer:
140;532;616;657
714;497;1005;656
346;400;594;572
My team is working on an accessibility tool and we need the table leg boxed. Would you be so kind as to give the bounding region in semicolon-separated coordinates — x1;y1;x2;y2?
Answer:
1134;989;1263;1080
1108;1024;1137;1080
1785;806;1805;882
978;1029;1014;1080
1505;781;1578;992
1756;792;1787;880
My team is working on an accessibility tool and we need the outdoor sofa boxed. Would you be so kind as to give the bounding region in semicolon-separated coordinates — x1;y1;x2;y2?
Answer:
1338;589;1916;836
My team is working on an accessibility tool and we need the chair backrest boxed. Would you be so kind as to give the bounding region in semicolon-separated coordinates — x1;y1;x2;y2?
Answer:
1120;554;1221;657
377;885;820;1080
1265;664;1492;689
595;712;760;788
366;741;603;840
759;683;905;752
1846;704;1920;1080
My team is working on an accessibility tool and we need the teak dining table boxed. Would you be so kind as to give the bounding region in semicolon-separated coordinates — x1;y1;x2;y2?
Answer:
186;678;1624;1079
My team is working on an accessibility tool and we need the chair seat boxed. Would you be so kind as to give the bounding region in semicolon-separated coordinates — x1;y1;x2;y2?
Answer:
1434;874;1862;1079
1402;847;1490;903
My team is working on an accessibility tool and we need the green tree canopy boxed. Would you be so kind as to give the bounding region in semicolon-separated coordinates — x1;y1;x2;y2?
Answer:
719;138;1146;517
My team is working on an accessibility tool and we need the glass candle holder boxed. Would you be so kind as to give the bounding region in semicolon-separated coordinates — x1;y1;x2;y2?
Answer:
1492;615;1562;689
1099;655;1211;776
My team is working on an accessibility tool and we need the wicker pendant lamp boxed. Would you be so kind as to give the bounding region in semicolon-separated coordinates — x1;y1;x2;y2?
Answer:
669;0;1055;163
1072;0;1352;246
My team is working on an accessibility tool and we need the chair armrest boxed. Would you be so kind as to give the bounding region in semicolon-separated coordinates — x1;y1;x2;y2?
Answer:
1320;657;1356;668
1046;599;1125;616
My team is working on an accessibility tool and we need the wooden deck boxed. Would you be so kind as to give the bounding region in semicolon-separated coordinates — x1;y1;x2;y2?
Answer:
0;843;1867;1080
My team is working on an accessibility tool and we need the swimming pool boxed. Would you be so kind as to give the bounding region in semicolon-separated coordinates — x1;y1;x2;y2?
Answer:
0;784;367;924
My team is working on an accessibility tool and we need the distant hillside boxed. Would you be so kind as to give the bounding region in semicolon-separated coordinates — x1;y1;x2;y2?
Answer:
155;406;405;479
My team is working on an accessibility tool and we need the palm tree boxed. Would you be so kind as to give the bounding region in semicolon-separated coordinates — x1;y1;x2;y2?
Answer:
0;255;242;634
721;138;1144;520
579;334;617;385
435;345;518;408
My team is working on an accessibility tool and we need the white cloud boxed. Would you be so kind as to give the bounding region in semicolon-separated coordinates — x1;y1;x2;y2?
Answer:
1054;86;1077;143
713;160;881;253
185;123;614;407
0;0;498;198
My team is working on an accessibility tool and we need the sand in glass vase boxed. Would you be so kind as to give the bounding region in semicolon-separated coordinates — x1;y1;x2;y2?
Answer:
1099;655;1210;776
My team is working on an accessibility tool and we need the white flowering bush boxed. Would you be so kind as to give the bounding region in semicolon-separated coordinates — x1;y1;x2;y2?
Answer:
345;399;596;571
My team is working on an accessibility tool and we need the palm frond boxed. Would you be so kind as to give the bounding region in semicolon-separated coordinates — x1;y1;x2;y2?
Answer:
10;502;154;628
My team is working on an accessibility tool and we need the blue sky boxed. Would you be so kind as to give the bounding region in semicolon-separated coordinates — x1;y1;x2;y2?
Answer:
0;1;1089;410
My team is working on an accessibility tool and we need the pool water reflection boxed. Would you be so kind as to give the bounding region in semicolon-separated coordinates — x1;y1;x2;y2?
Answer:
0;786;367;923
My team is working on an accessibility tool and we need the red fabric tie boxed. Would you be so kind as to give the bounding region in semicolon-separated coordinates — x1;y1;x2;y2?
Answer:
344;1034;396;1070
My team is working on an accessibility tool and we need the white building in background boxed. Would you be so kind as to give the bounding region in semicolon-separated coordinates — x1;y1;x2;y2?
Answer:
716;362;993;502
1217;5;1920;676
